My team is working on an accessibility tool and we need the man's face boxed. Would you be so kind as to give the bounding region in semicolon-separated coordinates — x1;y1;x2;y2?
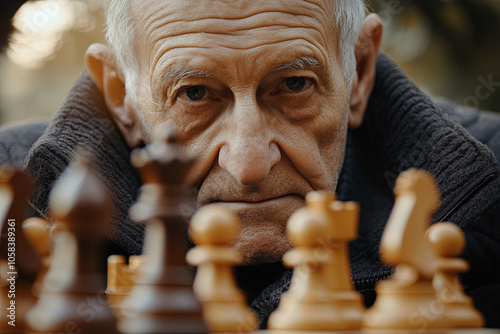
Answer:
130;0;350;264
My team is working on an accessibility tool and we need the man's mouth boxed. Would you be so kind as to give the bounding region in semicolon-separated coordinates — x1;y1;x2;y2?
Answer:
209;194;304;210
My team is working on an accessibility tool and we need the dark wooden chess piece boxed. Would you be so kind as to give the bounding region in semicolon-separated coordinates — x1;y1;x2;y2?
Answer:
25;155;117;333
118;128;206;334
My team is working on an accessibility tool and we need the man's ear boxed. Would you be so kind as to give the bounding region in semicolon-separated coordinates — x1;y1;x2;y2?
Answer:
348;14;383;129
84;43;145;148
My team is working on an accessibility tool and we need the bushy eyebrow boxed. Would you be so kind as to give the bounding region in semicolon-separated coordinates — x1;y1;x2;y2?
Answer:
160;65;212;88
272;56;321;72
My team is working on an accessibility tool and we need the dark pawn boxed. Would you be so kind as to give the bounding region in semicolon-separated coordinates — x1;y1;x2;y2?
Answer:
26;154;117;333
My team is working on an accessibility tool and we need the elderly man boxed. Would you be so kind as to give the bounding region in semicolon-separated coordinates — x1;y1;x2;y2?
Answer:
1;0;500;329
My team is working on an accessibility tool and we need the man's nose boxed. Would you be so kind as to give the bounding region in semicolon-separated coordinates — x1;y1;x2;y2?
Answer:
218;99;281;186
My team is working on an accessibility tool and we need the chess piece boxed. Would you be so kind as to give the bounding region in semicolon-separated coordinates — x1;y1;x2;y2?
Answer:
268;191;365;331
118;128;206;334
25;155;117;333
106;255;146;318
22;217;52;296
363;169;483;332
0;166;40;333
187;205;258;333
427;222;483;327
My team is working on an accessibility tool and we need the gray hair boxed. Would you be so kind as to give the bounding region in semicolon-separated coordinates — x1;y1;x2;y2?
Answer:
104;1;367;102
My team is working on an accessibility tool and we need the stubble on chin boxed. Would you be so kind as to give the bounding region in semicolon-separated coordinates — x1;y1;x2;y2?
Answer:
234;203;300;264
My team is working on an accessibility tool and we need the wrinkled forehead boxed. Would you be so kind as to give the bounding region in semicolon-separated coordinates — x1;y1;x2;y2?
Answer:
130;0;335;29
129;0;338;69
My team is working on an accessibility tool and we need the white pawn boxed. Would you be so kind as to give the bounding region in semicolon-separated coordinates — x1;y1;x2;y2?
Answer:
187;205;257;333
427;222;484;328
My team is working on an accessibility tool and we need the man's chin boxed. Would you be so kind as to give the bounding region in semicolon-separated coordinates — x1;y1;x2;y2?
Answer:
234;225;292;265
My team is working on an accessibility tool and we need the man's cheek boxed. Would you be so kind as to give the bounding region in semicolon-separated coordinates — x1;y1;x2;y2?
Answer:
322;143;346;189
317;118;349;186
289;123;346;191
314;100;349;142
184;154;215;188
163;120;224;187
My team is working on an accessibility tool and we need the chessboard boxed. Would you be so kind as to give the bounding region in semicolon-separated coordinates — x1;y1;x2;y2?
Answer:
1;128;499;334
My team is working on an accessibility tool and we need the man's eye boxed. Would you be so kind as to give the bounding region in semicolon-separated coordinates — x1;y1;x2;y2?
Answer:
182;86;207;101
278;77;312;93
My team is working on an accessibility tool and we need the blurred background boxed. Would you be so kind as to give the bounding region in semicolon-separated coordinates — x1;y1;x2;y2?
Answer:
0;0;499;126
